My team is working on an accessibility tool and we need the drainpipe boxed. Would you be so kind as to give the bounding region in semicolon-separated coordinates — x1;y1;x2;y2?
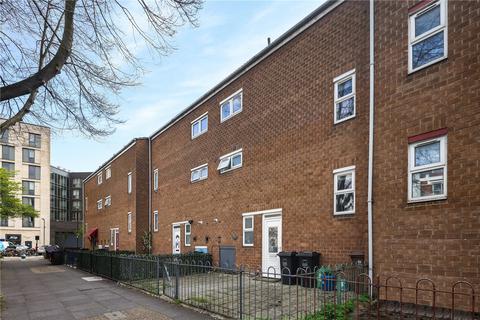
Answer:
367;0;375;282
148;137;152;254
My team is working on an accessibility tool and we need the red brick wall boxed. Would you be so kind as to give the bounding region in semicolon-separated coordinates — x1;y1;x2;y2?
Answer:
151;1;371;268
84;139;149;252
373;0;480;298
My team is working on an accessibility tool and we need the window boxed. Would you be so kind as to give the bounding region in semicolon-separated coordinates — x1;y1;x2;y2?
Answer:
97;199;103;210
243;216;254;246
217;149;243;173
97;173;103;185
22;216;34;228
72;189;80;199
408;135;447;202
72;178;82;188
0;130;9;143
28;133;41;148
408;0;447;73
333;166;355;215
127;212;132;233
220;89;243;122
334;69;356;124
191;113;208;139
22;197;35;208
22;148;35;163
22;181;35;195
0;217;8;227
153;169;159;191
127;172;132;194
72;200;81;210
105;195;111;207
191;164;208;182
28;165;41;180
2;162;14;172
106;166;111;179
185;223;191;246
2;145;14;161
153;211;159;232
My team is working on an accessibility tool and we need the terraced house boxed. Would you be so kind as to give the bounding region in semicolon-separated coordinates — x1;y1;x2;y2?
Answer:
84;0;480;298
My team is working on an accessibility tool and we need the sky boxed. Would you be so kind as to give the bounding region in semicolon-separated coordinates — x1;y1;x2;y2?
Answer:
51;0;326;172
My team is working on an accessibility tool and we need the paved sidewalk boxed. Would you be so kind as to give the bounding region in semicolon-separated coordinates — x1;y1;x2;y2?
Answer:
0;256;215;320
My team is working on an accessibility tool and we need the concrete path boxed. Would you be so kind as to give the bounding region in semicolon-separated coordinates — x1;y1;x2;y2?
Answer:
0;256;215;320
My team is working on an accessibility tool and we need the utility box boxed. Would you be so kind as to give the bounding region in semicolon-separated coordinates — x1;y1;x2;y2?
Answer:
277;251;298;285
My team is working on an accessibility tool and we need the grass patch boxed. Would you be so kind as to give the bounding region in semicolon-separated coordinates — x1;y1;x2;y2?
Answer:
191;296;209;304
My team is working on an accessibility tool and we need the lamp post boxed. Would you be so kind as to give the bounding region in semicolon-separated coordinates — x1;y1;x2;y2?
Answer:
41;217;46;246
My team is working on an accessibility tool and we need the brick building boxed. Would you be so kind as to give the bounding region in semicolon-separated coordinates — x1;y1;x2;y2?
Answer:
83;138;149;252
83;0;480;295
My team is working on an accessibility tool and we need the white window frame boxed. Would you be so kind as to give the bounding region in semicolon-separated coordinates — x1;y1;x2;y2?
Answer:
217;149;243;173
333;166;355;215
97;173;103;185
153;169;159;191
408;0;448;73
127;172;132;194
191;112;208;139
97;199;103;210
191;163;208;183
105;195;111;207
105;166;111;179
184;223;191;246
110;228;119;250
220;89;243;122
127;212;132;233
153;211;159;232
333;69;356;124
243;216;254;247
408;136;447;202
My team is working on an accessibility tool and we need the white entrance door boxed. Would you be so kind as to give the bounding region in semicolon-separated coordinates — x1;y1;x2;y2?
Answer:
172;225;181;254
262;215;282;277
110;228;119;251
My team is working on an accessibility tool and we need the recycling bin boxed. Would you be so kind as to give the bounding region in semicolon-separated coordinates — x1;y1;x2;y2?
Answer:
297;251;321;288
277;251;298;285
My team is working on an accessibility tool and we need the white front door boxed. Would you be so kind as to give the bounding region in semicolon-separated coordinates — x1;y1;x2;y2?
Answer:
110;228;119;251
262;215;282;277
172;225;181;254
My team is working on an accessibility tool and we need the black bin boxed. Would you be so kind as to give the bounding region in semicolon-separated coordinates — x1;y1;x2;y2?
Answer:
296;251;321;288
50;249;65;265
277;251;297;285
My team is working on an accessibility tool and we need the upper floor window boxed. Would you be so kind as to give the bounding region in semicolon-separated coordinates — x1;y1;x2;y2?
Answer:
72;200;81;210
191;164;208;183
105;195;111;207
127;212;132;233
191;113;208;139
72;178;82;188
185;223;191;246
220;89;243;122
28;133;41;148
408;135;447;202
72;189;80;199
22;196;35;208
153;169;159;191
333;166;355;215
22;215;34;228
97;173;103;185
153;211;159;232
217;149;243;174
97;199;103;210
22;181;35;195
105;166;111;179
127;172;132;194
334;69;356;124
2;145;15;161
22;148;36;163
243;216;254;246
2;161;14;172
28;165;41;180
0;217;8;227
0;130;9;143
408;0;447;73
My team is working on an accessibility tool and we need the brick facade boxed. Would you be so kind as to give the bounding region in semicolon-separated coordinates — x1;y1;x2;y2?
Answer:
84;138;149;253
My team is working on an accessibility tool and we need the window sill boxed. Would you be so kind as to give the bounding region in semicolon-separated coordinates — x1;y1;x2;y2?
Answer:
243;244;254;247
334;114;356;125
333;211;355;217
408;56;448;75
407;196;447;204
219;165;242;174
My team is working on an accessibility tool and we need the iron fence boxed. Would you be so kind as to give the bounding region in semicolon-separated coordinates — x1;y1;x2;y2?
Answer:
64;251;479;319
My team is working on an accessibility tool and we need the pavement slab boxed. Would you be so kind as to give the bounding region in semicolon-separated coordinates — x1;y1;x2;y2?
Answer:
0;257;215;320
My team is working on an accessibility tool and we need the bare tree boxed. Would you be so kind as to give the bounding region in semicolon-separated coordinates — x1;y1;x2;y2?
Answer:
0;0;202;136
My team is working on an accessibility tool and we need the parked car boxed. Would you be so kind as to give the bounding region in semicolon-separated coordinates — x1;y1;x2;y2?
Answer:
37;245;47;255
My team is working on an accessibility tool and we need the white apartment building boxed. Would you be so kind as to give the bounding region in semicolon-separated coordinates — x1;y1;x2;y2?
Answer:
0;121;51;249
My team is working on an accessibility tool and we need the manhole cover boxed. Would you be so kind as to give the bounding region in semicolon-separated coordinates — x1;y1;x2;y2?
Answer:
104;311;126;320
82;276;104;282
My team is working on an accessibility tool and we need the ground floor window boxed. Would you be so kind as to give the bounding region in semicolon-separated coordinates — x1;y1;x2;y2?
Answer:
333;166;355;215
243;216;254;246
